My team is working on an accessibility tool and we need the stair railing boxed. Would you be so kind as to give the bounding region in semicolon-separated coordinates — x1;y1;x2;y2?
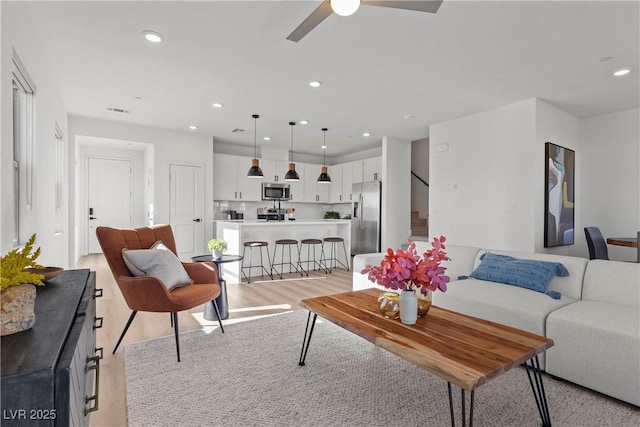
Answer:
411;171;429;187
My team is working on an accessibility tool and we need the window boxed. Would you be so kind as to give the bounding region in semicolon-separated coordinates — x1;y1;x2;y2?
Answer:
11;52;36;246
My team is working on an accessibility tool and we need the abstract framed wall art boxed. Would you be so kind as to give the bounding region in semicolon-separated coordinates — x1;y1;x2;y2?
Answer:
544;142;575;247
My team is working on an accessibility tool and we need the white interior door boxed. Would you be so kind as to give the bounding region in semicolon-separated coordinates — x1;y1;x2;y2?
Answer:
87;157;132;253
169;164;204;260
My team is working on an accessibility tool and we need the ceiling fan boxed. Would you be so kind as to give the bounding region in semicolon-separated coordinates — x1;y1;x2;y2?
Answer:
287;0;443;42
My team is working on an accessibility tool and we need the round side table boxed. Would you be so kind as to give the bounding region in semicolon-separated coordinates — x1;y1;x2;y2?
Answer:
191;254;243;320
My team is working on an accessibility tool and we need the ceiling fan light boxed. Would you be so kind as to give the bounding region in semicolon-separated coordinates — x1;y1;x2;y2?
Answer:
331;0;360;16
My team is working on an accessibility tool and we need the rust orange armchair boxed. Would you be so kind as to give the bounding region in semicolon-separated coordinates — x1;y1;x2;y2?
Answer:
96;224;224;361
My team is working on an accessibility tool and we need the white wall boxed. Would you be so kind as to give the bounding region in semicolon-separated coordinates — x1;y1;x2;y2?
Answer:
68;115;215;262
1;2;70;267
430;99;638;260
429;99;537;251
580;108;639;262
381;137;411;249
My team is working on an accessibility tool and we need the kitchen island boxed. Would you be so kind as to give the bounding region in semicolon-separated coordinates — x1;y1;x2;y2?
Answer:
215;220;351;283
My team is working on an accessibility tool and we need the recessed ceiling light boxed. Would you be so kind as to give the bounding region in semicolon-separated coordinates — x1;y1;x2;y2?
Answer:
613;68;631;77
402;114;414;120
134;96;143;101
599;56;613;63
189;125;198;130
212;103;224;108
321;145;327;149
300;120;309;125
264;136;271;141
363;132;370;137
309;81;322;88
142;30;164;43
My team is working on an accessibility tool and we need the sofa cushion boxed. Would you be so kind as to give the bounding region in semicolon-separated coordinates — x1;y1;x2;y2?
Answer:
582;260;639;308
476;250;588;301
466;253;568;299
546;300;640;406
122;241;193;290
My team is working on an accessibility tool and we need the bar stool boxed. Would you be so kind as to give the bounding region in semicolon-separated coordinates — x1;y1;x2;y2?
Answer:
271;239;305;279
322;237;350;272
300;238;328;275
241;241;273;283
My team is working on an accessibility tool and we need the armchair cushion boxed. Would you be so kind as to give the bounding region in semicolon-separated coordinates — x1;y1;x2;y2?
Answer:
122;241;193;290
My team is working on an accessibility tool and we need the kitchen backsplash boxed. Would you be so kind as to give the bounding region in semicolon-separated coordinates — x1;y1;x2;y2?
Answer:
214;201;352;220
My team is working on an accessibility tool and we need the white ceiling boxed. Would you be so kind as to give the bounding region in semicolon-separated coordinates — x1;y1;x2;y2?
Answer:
22;1;639;157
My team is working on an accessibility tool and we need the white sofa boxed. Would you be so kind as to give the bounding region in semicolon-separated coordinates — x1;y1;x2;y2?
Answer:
352;242;640;407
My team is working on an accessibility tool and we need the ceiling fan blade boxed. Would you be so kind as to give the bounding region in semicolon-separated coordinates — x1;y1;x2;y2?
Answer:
287;1;334;42
362;0;443;14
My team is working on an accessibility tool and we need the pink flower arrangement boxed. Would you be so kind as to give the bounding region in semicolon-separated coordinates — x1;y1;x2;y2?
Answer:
361;236;450;296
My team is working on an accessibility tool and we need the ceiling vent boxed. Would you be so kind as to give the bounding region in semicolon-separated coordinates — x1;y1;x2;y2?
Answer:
107;107;130;114
231;128;245;133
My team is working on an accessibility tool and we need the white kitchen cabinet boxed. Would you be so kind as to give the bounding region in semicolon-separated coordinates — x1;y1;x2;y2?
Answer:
363;156;382;181
342;161;353;202
288;162;304;202
260;159;293;183
260;159;276;182
329;164;343;203
303;162;330;203
213;153;261;201
214;154;239;200
240;161;262;200
352;159;363;183
317;173;330;202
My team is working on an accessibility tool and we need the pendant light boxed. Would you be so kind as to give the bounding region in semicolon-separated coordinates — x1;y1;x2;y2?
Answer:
247;114;264;178
317;128;331;183
284;121;300;181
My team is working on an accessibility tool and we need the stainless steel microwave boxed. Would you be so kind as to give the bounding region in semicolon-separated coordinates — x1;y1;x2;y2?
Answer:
262;183;291;201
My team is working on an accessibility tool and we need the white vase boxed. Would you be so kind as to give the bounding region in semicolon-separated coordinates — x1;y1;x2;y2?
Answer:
213;250;223;259
399;289;418;325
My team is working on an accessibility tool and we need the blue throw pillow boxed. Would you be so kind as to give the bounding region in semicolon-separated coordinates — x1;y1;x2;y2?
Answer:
466;253;568;299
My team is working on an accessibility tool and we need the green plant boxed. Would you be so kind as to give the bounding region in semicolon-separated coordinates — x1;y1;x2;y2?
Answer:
324;211;340;219
208;239;228;252
1;234;44;291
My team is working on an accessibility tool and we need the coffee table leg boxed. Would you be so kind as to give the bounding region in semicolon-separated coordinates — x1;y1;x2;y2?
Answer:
447;383;475;427
298;311;318;366
524;355;552;427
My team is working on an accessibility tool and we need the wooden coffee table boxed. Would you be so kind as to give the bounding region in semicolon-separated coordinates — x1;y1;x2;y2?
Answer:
298;289;554;427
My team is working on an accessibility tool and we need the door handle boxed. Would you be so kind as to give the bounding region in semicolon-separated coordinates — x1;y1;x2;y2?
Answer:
193;218;202;222
89;216;97;220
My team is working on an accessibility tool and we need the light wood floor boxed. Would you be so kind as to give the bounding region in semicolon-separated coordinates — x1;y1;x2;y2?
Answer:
77;254;353;427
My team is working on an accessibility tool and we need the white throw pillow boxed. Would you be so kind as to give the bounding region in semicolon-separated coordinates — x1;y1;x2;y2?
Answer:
122;241;193;290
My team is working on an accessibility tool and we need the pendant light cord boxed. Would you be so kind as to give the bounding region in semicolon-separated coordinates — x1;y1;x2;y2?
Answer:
290;121;295;162
322;127;328;166
253;114;259;158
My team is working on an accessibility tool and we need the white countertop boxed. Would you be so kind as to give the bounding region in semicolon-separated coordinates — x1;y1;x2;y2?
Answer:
216;219;350;226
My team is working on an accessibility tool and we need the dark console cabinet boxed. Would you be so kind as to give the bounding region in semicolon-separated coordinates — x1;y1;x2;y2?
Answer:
1;269;102;426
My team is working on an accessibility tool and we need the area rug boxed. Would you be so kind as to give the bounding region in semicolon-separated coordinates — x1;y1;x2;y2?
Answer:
125;310;639;426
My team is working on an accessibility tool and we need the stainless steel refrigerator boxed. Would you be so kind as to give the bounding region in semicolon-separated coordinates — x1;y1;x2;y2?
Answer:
351;181;381;255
